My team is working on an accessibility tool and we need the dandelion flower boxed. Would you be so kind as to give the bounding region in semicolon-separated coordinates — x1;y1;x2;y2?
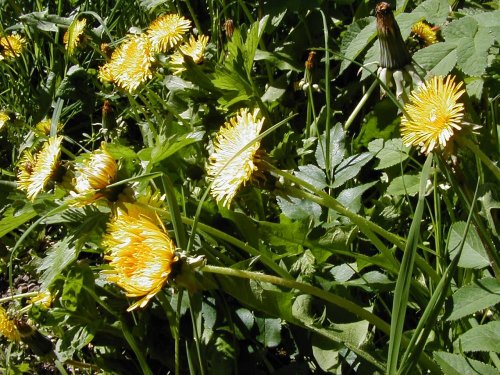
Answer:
0;112;10;130
0;34;26;60
64;18;87;56
0;306;20;342
72;143;118;204
207;108;264;207
101;34;154;92
17;136;63;200
170;34;209;74
30;291;54;309
35;119;63;135
411;21;438;46
401;75;465;154
102;207;177;311
147;14;191;53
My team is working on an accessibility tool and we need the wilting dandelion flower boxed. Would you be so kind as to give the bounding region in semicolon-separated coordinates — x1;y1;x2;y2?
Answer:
0;306;20;342
17;136;63;200
72;143;118;204
0;34;26;60
99;34;154;92
170;34;209;74
207;108;264;207
401;75;465;154
102;205;178;311
147;14;191;53
30;291;54;309
411;21;438;46
64;18;87;56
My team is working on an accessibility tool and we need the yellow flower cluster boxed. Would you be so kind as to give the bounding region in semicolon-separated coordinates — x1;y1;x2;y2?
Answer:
0;34;26;60
411;21;438;46
64;18;87;56
0;306;20;342
98;13;209;92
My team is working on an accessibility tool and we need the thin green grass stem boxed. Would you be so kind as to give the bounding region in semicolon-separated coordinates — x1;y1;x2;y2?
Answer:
120;317;153;375
386;154;433;375
183;0;203;34
319;10;331;176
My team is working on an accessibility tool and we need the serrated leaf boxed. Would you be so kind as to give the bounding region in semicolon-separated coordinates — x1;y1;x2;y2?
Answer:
0;206;37;238
448;277;500;321
453;321;500;353
315;123;345;171
368;138;410;170
333;152;373;188
106;143;137;159
340;17;376;73
245;16;269;74
39;237;78;289
434;352;499;375
312;334;341;371
413;0;450;25
456;27;494;76
413;42;458;76
448;222;490;269
337;181;377;213
387;173;421;196
295;164;327;190
150;130;204;163
478;189;500;237
276;195;322;221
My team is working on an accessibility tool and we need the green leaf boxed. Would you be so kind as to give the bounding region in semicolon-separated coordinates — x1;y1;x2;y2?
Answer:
456;26;494;76
295;164;327;190
245;16;269;75
337;181;378;214
433;352;499;375
333;152;373;188
340;17;376;74
38;237;79;289
254;50;302;71
412;42;457;76
256;317;281;348
149;130;204;164
478;188;500;237
412;0;450;25
276;195;322;221
387;173;421;196
453;321;500;353
316;123;346;171
106;143;137;159
368;138;410;170
448;277;500;321
312;333;341;371
0;206;37;238
448;221;490;269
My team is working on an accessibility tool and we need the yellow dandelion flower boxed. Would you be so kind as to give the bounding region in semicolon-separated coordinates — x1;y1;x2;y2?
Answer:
35;119;63;135
30;291;54;309
0;306;20;342
64;18;87;56
0;111;10;130
0;34;26;60
74;143;118;193
98;63;114;83
411;21;438;46
117;191;164;226
170;34;209;74
147;13;191;53
104;34;154;92
102;208;177;311
17;136;63;200
401;75;465;154
207;108;264;207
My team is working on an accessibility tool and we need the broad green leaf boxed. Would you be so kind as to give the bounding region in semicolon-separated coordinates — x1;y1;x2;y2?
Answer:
57;325;95;362
412;42;457;76
453;321;500;353
434;352;499;375
38;237;79;289
261;81;287;103
276;195;322;221
254;50;302;71
387;173;421;196
344;271;394;292
471;10;500;40
150;130;204;163
333;152;373;188
106;143;137;159
337;181;377;214
295;164;327;190
412;0;450;25
368;138;410;170
448;277;500;321
448;221;490;269
456;26;494;76
0;206;37;238
315;123;345;171
340;17;376;73
256;317;281;348
312;334;341;371
245;16;269;75
478;188;500;237
255;216;308;253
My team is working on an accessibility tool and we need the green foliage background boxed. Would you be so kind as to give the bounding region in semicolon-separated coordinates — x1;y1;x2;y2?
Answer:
0;0;499;374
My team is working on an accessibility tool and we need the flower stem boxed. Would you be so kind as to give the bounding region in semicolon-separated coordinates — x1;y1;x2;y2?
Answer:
344;80;378;131
0;292;38;304
201;264;391;334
